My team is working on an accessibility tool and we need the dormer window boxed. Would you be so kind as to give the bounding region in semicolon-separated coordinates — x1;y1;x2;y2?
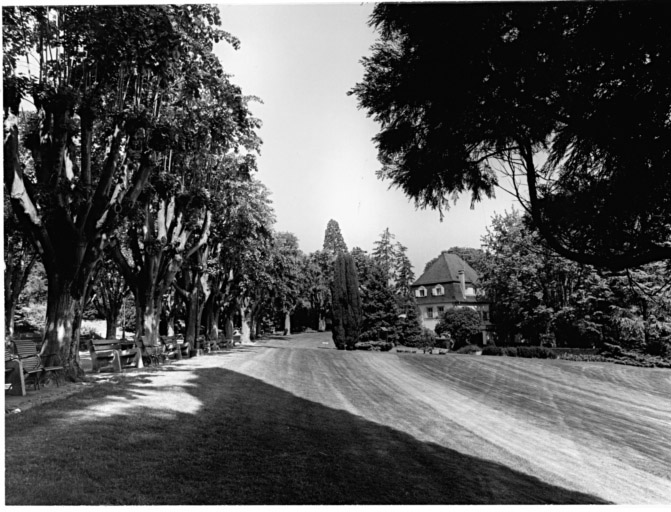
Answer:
415;286;427;298
432;285;444;296
465;286;475;296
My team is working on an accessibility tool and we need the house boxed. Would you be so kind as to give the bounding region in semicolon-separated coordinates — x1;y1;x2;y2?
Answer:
411;251;493;345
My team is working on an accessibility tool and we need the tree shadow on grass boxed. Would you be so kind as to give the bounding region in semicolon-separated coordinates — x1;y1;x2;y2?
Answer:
5;366;609;505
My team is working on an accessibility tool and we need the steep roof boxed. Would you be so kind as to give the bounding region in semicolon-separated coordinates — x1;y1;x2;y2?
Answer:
412;252;479;287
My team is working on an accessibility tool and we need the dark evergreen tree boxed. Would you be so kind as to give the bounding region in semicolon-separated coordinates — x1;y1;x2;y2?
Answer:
323;219;348;255
372;227;396;286
360;263;400;343
330;253;362;350
352;248;400;344
393;243;422;344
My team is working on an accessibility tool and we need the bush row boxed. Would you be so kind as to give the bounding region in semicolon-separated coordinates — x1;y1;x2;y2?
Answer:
455;344;481;354
354;340;393;352
481;345;557;359
559;351;671;368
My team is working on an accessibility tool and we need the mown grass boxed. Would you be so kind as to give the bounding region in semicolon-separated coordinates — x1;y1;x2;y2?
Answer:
5;355;606;505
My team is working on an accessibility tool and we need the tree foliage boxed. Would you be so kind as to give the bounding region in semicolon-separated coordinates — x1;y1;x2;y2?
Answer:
323;219;348;255
353;248;399;344
435;308;482;350
3;6;263;372
351;3;671;270
481;209;671;352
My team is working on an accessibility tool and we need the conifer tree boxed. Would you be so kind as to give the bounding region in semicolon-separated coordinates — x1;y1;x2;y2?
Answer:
330;253;362;350
323;219;348;255
372;227;396;285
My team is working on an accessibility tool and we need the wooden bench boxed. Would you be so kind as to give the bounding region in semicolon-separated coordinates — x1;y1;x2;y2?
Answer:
161;337;191;359
11;339;64;390
89;339;141;373
5;348;26;396
13;333;44;351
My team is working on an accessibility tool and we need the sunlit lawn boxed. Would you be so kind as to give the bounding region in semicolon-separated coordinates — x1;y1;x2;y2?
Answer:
5;347;607;505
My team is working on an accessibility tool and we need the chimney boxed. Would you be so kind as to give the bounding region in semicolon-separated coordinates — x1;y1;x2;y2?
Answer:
458;270;466;297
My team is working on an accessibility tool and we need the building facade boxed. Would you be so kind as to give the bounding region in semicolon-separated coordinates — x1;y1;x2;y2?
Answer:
411;251;493;345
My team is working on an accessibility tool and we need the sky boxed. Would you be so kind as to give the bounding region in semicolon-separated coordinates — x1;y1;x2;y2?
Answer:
215;3;519;275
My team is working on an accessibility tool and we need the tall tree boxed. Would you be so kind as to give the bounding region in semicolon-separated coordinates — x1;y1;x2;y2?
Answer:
271;232;306;335
3;5;242;377
372;227;396;286
351;3;671;271
323;219;348;255
228;179;276;343
393;243;422;343
393;243;415;298
330;252;362;350
303;250;332;331
481;210;584;345
352;247;401;344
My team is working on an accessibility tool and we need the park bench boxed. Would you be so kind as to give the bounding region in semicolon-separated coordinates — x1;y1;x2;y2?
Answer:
89;339;142;373
5;348;26;396
11;339;64;391
199;335;224;353
142;344;168;367
13;332;44;351
161;337;191;359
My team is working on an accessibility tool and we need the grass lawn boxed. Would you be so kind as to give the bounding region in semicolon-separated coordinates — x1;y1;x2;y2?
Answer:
5;332;671;505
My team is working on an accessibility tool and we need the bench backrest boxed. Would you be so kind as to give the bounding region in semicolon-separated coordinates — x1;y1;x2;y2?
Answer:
13;333;43;351
89;339;122;352
12;339;42;372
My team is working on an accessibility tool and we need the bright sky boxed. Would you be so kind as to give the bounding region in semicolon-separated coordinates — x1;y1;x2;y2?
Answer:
217;3;519;275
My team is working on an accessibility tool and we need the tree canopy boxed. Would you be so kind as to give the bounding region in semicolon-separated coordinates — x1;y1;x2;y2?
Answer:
351;3;671;270
323;219;348;255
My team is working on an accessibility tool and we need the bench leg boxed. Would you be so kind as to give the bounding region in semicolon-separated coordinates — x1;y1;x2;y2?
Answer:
134;351;144;369
5;363;26;396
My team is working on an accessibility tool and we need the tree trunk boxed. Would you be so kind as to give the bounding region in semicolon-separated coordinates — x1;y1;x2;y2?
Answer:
184;287;200;346
204;295;221;340
137;285;162;348
284;311;291;335
224;315;234;340
240;306;251;343
318;313;326;332
42;274;84;380
105;313;119;340
6;302;18;338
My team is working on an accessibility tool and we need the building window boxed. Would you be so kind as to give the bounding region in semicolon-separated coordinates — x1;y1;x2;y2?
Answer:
438;306;445;316
416;287;427;298
432;285;444;296
483;311;489;322
426;307;434;319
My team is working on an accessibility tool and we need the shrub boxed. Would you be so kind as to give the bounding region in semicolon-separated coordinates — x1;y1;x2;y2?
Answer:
482;346;505;356
435;308;482;350
455;344;481;354
482;345;557;359
516;346;557;359
355;340;392;351
408;328;436;351
505;347;518;357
